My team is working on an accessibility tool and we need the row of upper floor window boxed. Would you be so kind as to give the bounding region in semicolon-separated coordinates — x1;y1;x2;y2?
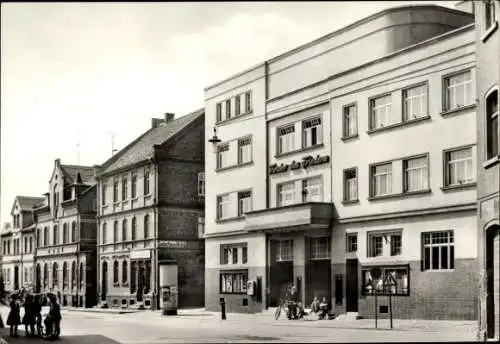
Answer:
100;214;151;244
214;144;477;220
36;222;79;247
212;70;487;173
215;91;253;123
2;236;34;256
37;261;85;289
101;169;152;206
101;170;207;206
102;260;151;292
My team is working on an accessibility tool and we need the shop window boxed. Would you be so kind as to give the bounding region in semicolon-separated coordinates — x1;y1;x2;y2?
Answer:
310;237;330;260
220;270;248;294
361;265;409;296
421;231;454;271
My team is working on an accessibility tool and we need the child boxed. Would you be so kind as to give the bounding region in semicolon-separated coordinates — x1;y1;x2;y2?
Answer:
6;293;21;337
22;294;36;337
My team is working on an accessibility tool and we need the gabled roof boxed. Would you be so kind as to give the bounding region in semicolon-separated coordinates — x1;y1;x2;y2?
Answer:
100;108;204;175
60;164;96;185
11;196;45;214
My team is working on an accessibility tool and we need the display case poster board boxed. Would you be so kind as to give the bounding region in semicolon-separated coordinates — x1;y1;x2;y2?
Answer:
159;264;178;311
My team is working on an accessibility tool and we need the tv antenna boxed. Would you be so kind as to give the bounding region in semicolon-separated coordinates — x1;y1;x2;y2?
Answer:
110;131;118;156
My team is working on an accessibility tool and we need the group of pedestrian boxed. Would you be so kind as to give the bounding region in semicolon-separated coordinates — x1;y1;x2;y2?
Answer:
6;291;62;340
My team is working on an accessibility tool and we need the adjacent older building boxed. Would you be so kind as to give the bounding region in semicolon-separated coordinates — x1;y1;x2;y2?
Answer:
33;159;98;308
473;0;500;341
204;4;478;320
94;110;205;310
1;196;44;292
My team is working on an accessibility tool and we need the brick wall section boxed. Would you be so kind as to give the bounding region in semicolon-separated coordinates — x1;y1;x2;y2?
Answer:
333;259;478;320
157;162;204;207
158;245;205;308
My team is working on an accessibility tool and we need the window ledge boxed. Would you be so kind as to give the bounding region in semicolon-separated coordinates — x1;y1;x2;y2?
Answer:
439;103;476;118
422;269;455;272
144;194;152;199
342;199;360;205
483;155;500;169
275;143;325;159
440;182;476;192
216;111;253;126
216;216;245;224
216;161;254;173
341;134;359;142
367;115;431;135
482;21;498;43
368;189;431;201
131;197;139;202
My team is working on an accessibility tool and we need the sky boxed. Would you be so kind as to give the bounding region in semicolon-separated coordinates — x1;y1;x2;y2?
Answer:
0;1;460;226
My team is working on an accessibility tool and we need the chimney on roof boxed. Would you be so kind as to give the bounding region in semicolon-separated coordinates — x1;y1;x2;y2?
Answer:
151;118;164;129
164;113;175;123
55;158;61;167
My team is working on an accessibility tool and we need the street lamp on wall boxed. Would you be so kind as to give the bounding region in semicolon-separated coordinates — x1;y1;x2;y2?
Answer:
208;126;221;153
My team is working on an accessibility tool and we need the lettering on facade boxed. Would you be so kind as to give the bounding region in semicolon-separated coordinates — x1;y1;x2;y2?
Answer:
158;240;188;249
269;154;330;175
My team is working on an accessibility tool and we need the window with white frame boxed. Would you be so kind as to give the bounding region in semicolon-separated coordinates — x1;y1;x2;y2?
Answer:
245;91;252;113
444;146;475;186
371;163;392;197
370;94;392;129
422;231;454;270
302;117;322;148
217;194;230;220
275;240;293;262
343;168;358;201
220;270;248;294
346;233;357;252
221;244;248;265
404;155;429;192
216;103;222;122
485;0;497;30
278;125;295;154
217;144;230;169
368;232;402;257
238;137;252;164
444;71;472;111
403;84;428;121
486;89;498;160
343;104;357;137
310;237;330;259
277;181;296;207
197;172;205;196
235;95;241;116
302;176;323;202
225;99;231;120
237;191;252;217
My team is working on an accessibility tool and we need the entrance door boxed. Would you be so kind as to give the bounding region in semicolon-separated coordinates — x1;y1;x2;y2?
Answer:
307;260;331;306
14;266;19;290
269;262;293;307
486;226;500;339
345;259;359;312
137;264;145;302
101;262;108;301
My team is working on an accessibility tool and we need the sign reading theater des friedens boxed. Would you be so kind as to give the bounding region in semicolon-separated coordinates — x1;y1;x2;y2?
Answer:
269;154;330;175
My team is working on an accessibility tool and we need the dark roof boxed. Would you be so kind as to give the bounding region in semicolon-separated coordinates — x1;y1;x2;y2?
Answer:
16;196;45;211
101;109;204;175
60;165;96;185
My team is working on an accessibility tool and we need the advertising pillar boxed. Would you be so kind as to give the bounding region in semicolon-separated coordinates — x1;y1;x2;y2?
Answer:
159;263;178;315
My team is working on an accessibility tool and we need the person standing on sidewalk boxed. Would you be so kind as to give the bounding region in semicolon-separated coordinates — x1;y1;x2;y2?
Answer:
6;294;21;337
21;294;36;337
